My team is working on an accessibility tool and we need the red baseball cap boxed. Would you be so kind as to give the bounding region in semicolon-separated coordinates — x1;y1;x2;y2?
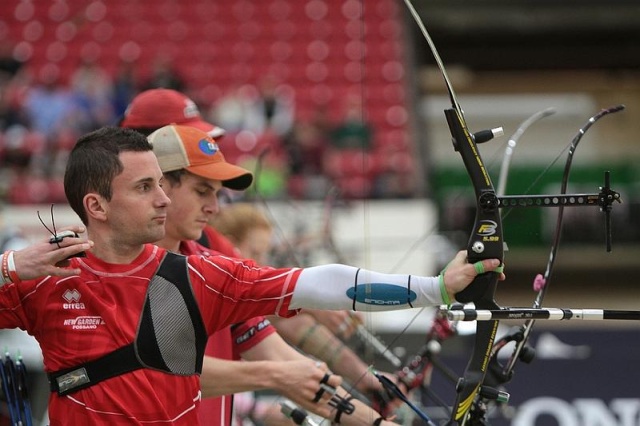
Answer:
121;89;226;138
148;125;253;191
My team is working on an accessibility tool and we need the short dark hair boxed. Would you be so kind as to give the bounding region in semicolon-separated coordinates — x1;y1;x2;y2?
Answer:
125;126;186;185
127;126;156;137
64;127;152;225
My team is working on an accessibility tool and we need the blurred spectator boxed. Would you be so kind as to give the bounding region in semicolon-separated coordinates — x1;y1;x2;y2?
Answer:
142;54;185;92
282;115;331;199
0;67;31;130
23;65;74;138
243;75;295;138
0;41;22;78
208;84;250;133
0;124;44;170
238;135;288;200
112;61;138;119
69;57;115;132
69;58;115;133
323;95;378;199
329;95;373;151
0;41;29;130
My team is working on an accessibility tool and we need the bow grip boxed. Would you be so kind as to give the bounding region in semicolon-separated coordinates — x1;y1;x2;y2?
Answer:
454;190;503;306
455;271;499;305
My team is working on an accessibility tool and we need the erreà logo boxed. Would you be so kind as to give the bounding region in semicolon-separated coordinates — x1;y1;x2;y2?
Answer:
62;289;85;310
477;220;498;236
63;289;81;303
198;139;219;156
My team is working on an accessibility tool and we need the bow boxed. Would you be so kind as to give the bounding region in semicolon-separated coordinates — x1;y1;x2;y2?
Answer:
487;105;624;392
371;108;558;423
400;2;626;424
387;104;626;423
1;350;33;426
402;1;505;424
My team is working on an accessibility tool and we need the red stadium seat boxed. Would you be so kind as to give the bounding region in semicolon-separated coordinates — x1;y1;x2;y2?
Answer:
0;0;415;200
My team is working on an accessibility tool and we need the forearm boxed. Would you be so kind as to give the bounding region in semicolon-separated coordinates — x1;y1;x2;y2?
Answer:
303;309;362;339
290;254;504;312
271;315;374;392
241;332;392;424
241;331;304;362
200;356;295;398
290;264;442;311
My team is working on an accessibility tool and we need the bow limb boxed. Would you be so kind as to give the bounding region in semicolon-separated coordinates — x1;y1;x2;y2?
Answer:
496;107;556;197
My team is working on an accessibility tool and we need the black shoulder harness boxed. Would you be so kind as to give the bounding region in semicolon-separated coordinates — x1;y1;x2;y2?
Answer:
48;252;208;396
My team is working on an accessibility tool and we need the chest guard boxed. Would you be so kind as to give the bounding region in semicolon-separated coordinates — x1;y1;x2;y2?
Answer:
48;252;208;396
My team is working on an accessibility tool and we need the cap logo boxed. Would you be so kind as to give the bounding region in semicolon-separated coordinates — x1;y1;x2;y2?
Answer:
183;99;199;119
198;138;219;156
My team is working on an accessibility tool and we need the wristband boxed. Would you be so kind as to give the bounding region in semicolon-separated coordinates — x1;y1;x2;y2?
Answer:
327;342;345;368
297;323;319;350
0;253;6;285
6;250;19;282
438;273;451;307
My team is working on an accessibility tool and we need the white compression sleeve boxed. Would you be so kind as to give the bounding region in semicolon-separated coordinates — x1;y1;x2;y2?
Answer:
289;264;442;312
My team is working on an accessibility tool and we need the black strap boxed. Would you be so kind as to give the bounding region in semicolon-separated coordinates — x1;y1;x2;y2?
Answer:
48;251;208;396
48;344;139;395
149;252;207;374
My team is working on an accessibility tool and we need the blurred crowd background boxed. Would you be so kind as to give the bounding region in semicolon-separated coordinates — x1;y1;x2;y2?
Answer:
1;3;640;424
0;0;418;206
1;0;639;249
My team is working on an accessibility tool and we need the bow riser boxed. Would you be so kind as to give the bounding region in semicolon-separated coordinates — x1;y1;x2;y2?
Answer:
443;109;504;425
444;109;504;307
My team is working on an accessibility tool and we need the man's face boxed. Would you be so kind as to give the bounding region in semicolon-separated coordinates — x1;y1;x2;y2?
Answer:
105;151;170;245
163;172;221;242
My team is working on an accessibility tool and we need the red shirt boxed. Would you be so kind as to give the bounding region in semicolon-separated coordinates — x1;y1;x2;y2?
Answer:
180;239;276;426
0;244;300;425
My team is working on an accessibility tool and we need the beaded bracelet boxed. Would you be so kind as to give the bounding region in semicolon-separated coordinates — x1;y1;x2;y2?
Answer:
1;251;12;284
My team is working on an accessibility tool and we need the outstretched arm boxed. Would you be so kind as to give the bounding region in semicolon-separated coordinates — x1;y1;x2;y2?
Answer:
290;251;503;311
199;355;337;402
269;313;385;396
241;333;398;425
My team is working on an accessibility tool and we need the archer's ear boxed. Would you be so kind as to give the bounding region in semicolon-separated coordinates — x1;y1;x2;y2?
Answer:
84;193;107;222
